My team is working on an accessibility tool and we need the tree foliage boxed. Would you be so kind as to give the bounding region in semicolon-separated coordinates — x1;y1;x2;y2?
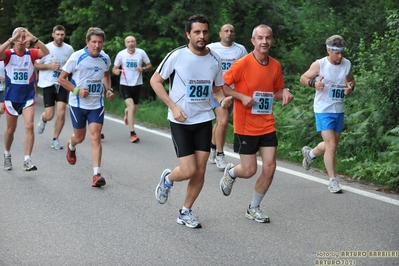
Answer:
1;0;398;187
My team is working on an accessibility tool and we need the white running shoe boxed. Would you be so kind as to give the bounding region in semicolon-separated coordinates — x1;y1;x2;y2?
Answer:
51;139;64;150
176;209;202;228
4;154;12;171
301;146;313;171
215;153;227;169
328;179;342;193
208;148;216;164
37;116;46;134
220;163;235;196
245;205;270;223
155;169;172;204
23;159;37;171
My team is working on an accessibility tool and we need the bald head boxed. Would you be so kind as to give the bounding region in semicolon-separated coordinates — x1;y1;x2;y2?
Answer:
125;36;137;52
219;24;235;46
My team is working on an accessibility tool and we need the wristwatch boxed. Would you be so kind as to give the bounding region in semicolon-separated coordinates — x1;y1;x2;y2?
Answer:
142;66;146;70
283;88;291;92
107;88;114;92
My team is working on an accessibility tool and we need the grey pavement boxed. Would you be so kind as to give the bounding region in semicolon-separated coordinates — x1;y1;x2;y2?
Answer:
0;97;398;266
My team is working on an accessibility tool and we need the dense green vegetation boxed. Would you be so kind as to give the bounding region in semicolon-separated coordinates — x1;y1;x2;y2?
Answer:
1;0;398;188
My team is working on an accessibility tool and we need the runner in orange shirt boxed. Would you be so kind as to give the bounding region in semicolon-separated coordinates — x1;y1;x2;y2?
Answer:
219;24;294;223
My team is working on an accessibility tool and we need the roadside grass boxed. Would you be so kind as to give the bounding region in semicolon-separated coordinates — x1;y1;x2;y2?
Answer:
104;92;398;190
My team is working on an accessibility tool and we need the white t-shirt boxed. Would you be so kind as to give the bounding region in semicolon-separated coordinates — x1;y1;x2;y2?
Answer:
314;57;351;113
113;48;151;86
207;42;247;73
36;42;74;88
157;46;224;124
62;47;111;110
0;61;4;91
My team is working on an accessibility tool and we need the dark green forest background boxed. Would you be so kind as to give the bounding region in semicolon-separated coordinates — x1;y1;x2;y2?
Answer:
1;0;398;188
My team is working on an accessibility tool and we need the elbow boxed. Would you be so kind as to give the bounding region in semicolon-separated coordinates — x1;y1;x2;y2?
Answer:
299;76;305;85
57;78;64;86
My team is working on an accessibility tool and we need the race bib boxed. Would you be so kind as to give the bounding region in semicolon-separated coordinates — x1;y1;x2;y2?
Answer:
11;68;29;84
85;79;102;95
328;86;345;101
252;91;273;114
221;59;234;72
185;79;211;103
52;71;61;82
51;59;63;83
125;59;139;69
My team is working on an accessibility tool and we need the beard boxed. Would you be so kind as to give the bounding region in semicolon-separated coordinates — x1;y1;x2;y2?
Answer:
55;39;63;46
191;40;207;51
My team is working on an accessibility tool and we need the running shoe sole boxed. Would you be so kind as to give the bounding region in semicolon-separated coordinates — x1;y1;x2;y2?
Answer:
176;217;202;228
245;212;270;223
92;177;106;187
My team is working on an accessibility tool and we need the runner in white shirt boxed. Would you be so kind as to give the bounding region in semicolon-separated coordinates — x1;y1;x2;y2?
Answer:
112;36;152;143
58;27;114;188
150;14;232;229
207;24;247;169
299;35;355;193
35;25;74;150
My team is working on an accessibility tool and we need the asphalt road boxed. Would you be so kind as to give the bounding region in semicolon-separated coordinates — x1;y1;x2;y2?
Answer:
1;97;398;266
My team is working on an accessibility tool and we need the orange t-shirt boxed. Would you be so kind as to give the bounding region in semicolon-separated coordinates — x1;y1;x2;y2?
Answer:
224;53;284;136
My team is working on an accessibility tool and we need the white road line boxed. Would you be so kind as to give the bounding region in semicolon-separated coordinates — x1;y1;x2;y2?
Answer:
106;115;399;207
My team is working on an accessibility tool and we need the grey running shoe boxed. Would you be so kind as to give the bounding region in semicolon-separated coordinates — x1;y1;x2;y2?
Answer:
176;209;202;228
215;153;227;169
208;148;216;164
301;146;313;171
220;163;235;196
4;155;12;171
328;179;342;193
245;205;270;223
37;116;46;134
155;169;172;204
51;139;63;150
23;159;37;171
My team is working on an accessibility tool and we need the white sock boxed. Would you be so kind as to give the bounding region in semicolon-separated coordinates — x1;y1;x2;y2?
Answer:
69;142;76;151
181;206;190;213
4;150;11;156
228;168;236;178
24;155;30;161
250;192;265;208
93;167;101;175
309;150;316;159
165;175;173;186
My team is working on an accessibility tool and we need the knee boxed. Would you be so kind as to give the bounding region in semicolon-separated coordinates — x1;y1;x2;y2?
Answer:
240;166;257;178
90;132;102;143
325;141;338;152
74;135;85;144
26;121;34;132
263;161;276;172
181;167;199;180
58;111;66;119
216;114;229;126
44;110;55;120
5;126;16;135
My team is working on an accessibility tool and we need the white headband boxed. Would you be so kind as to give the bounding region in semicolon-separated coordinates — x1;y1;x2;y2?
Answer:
327;45;344;52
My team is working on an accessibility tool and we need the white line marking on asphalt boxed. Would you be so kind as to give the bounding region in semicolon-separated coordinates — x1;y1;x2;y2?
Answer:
106;116;399;207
